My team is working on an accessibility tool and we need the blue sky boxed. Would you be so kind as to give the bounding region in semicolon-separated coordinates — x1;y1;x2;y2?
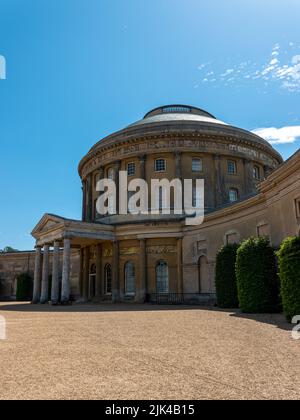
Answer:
0;0;299;250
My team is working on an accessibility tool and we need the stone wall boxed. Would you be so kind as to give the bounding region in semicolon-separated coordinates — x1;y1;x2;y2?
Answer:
0;250;80;300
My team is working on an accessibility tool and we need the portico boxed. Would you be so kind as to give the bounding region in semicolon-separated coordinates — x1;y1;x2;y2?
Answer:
31;214;115;304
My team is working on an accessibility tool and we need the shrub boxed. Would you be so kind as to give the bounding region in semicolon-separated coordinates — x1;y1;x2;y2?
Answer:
277;237;300;322
215;244;239;308
236;237;280;313
16;273;33;301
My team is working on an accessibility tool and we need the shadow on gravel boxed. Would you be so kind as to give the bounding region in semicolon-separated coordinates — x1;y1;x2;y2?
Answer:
0;302;291;331
229;311;291;331
0;302;204;313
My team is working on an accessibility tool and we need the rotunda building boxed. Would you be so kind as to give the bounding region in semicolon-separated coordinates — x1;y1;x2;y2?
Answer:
30;104;296;306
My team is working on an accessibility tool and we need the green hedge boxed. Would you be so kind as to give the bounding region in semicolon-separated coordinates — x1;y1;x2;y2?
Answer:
277;237;300;322
16;273;33;301
215;244;239;308
236;237;280;313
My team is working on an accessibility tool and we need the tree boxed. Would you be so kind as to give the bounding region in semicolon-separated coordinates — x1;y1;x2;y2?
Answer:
236;237;280;313
215;243;239;308
0;246;19;254
277;237;300;322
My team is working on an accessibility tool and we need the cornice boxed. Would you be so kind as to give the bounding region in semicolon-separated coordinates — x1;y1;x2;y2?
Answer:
78;130;282;179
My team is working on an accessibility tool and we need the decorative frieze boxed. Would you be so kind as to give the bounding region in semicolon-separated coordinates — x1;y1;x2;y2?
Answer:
146;245;177;255
103;248;113;257
81;136;279;178
120;247;140;256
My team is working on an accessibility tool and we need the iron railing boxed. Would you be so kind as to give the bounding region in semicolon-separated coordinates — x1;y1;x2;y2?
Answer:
147;293;216;306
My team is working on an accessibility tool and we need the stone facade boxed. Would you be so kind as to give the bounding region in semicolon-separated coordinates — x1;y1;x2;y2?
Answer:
0;105;299;303
0;250;80;300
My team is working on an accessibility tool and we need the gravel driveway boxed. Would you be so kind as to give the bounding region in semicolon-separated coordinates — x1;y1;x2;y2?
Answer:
0;302;298;400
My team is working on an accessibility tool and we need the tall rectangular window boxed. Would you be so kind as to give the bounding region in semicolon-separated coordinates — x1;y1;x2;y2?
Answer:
127;162;135;176
192;158;203;172
228;160;237;175
253;165;260;180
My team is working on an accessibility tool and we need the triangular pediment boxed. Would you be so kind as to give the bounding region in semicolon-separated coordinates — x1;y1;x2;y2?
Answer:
31;214;67;237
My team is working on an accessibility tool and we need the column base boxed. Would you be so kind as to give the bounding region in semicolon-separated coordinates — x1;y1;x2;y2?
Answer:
39;299;49;304
31;299;39;305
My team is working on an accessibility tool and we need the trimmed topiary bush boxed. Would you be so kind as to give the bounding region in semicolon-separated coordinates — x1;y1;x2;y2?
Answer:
215;244;240;308
277;236;300;322
236;237;280;313
16;273;33;301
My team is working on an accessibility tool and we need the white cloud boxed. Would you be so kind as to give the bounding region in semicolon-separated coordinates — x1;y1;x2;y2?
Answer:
196;42;300;93
252;126;300;144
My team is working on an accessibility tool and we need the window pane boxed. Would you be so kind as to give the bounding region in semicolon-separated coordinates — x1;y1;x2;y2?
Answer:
192;158;203;172
155;159;166;172
127;163;135;176
253;166;260;180
228;161;236;175
156;261;169;293
229;189;238;202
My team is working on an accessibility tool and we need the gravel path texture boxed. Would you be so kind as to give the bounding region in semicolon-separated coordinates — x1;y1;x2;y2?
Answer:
0;302;299;400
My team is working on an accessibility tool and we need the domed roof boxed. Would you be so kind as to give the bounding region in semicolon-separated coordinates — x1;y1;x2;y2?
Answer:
78;104;283;176
129;105;228;128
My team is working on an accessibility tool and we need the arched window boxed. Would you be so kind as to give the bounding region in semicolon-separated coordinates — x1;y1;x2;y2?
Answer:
156;261;169;293
104;264;112;295
125;261;136;295
229;188;238;203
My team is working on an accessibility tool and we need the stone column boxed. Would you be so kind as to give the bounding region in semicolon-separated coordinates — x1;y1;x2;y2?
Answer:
96;167;105;220
177;238;183;294
175;151;182;179
139;239;147;303
95;243;102;301
51;241;60;305
79;248;84;298
40;244;50;304
82;180;86;221
214;155;223;208
139;155;146;180
243;159;256;195
61;238;71;304
99;166;105;180
114;161;121;214
32;246;42;304
86;174;93;222
112;241;119;303
82;246;90;302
